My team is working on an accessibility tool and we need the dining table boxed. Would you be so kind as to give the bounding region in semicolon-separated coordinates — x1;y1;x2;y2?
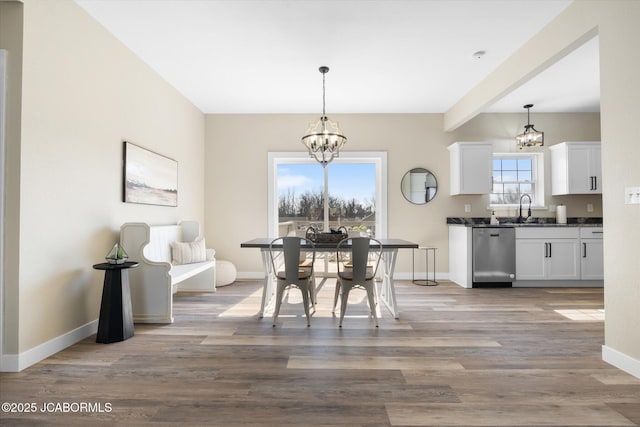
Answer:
240;237;418;319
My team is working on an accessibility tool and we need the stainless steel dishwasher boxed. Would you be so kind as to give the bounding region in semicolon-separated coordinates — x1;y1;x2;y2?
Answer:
472;227;516;286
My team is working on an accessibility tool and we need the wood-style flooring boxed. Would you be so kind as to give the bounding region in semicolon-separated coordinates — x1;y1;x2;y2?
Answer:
1;280;639;426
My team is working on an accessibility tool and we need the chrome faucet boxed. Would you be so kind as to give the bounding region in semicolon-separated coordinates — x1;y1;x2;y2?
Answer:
519;194;532;223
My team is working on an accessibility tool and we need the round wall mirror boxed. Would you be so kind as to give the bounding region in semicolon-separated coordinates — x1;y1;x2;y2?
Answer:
401;168;438;204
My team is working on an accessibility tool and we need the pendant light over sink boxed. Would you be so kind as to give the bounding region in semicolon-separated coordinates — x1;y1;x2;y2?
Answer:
516;104;544;149
301;66;347;166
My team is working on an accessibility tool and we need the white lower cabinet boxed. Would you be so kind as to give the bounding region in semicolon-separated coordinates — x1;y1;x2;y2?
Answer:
546;239;581;279
580;227;604;280
516;228;580;281
515;239;547;280
448;224;603;288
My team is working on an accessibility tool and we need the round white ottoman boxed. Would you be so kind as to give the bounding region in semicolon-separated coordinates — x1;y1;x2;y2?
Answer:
216;260;237;287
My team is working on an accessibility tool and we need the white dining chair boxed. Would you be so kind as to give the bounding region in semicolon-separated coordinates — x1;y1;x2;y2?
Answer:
334;237;383;327
269;237;316;327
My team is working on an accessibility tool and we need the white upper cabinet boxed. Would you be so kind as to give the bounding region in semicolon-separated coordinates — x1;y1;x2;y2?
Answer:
550;142;602;195
448;142;493;195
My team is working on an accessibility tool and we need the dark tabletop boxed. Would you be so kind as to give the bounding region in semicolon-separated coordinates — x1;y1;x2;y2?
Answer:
241;238;418;249
93;261;139;270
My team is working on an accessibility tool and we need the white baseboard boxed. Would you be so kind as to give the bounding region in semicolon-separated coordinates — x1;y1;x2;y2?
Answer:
393;272;449;281
237;272;450;282
236;272;266;280
514;280;604;288
133;314;173;324
0;320;98;372
602;345;640;379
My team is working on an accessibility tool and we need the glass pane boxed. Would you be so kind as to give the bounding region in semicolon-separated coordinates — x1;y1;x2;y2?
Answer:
504;191;520;204
504;184;519;201
493;159;502;170
520;183;532;194
502;159;517;170
490;193;503;204
502;171;517;182
492;183;504;193
327;163;376;236
518;170;532;182
277;163;324;236
517;158;532;171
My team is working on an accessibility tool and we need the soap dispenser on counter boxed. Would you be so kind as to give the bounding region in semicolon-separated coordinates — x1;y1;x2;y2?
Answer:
490;210;499;225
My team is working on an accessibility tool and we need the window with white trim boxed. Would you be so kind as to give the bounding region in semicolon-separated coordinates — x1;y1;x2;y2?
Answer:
491;153;544;207
268;152;387;276
268;152;387;239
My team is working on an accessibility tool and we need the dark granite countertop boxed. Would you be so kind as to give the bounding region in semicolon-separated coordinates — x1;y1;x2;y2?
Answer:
447;217;603;227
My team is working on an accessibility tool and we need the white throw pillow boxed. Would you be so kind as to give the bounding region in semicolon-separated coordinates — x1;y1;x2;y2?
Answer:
171;238;206;265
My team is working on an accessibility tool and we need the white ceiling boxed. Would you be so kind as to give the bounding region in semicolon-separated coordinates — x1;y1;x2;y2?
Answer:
75;0;600;115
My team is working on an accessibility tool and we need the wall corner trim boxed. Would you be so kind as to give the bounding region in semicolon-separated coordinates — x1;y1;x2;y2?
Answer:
602;345;640;380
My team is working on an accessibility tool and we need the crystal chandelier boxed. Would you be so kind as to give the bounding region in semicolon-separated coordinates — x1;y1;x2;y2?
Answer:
301;66;347;166
516;104;544;149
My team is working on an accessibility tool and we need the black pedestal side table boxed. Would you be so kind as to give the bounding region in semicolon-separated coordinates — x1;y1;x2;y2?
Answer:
93;261;138;343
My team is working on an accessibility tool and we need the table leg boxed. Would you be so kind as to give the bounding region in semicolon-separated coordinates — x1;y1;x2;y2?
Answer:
377;249;399;318
258;249;276;318
430;249;438;285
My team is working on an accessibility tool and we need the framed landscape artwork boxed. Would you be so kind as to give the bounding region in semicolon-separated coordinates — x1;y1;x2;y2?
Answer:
123;141;178;207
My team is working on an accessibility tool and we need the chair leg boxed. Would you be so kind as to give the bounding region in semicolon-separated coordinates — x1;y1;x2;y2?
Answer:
272;283;284;327
308;277;317;313
310;272;317;306
333;278;341;313
365;284;379;327
339;284;351;328
300;286;311;327
308;287;315;314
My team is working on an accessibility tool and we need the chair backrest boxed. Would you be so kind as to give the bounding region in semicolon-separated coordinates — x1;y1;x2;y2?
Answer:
269;237;315;283
145;225;182;263
337;237;383;282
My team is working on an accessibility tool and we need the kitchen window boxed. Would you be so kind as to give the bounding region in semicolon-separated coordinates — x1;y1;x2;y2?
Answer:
491;153;544;206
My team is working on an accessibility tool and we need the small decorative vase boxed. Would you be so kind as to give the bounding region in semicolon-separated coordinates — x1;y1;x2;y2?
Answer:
106;242;128;264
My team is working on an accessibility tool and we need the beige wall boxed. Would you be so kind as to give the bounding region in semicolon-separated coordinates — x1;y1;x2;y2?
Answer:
444;0;640;370
3;0;205;359
204;112;601;277
597;2;640;368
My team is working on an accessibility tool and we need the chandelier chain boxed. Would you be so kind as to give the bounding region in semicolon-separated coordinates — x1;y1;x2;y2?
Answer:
322;68;327;119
